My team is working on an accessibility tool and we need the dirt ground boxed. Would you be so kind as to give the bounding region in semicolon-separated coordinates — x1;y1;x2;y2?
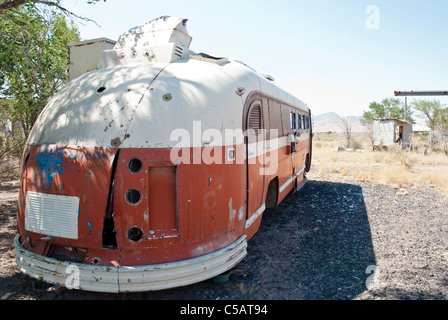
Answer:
1;165;448;301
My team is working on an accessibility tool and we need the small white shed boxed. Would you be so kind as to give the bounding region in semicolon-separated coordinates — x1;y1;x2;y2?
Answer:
373;119;413;150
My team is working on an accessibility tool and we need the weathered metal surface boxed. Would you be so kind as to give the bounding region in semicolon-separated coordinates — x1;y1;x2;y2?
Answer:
15;16;312;292
68;38;116;81
15;235;247;293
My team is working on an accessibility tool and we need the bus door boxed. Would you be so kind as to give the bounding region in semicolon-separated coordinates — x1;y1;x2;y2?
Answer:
245;99;267;223
291;111;303;179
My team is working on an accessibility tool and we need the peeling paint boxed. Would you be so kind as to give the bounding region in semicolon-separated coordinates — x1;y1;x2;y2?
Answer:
238;207;244;221
228;198;236;220
36;148;64;187
111;137;122;147
228;198;237;230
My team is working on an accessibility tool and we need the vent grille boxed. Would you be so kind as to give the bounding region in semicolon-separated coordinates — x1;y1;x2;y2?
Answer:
174;46;183;58
25;191;79;239
248;104;262;133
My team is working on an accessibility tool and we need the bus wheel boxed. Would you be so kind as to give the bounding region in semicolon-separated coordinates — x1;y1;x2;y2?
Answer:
305;154;311;172
265;178;278;209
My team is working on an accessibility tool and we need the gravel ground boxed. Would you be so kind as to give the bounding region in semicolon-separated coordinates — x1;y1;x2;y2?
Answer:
1;174;448;300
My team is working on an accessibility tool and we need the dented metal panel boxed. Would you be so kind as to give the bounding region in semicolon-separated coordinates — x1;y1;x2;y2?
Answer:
27;64;168;148
15;235;247;293
15;15;312;293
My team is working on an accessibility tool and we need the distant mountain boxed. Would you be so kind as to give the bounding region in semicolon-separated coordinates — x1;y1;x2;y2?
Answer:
313;112;365;133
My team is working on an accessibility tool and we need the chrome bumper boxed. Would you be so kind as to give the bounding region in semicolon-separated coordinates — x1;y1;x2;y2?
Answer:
14;235;247;293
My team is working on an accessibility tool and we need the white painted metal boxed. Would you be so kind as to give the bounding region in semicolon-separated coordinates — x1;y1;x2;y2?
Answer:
28;16;308;150
99;16;192;68
114;16;192;50
279;165;306;193
245;204;266;229
25;192;79;240
15;234;247;293
68;38;116;81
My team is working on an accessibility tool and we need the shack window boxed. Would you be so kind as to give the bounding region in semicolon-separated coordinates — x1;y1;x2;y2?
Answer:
248;102;262;134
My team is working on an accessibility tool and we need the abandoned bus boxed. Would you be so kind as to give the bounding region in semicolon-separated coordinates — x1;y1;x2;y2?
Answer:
15;16;312;292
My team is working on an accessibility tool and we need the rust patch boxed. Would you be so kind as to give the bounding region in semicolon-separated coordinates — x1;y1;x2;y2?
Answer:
111;137;122;148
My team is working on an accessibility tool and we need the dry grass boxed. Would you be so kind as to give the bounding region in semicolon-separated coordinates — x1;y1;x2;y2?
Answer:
310;133;448;197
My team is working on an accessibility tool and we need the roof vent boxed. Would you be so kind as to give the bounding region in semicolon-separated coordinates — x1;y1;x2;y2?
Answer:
99;16;192;67
115;16;192;50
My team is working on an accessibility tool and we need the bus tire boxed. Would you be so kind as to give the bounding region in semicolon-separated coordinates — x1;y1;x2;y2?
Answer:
265;178;278;209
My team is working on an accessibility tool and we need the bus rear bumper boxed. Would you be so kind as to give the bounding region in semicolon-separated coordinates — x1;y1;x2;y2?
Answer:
14;235;247;293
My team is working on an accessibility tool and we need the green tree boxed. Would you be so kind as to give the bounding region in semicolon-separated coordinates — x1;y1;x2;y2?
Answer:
0;5;80;136
0;1;105;13
411;99;448;131
361;97;413;125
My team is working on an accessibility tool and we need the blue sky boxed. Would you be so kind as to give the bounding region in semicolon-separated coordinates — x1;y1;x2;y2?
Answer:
62;0;448;117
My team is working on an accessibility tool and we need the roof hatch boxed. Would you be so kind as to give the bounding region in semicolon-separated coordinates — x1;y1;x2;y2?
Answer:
99;16;193;67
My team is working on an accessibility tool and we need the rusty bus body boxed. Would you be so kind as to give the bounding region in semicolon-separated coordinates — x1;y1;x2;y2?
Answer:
14;16;312;292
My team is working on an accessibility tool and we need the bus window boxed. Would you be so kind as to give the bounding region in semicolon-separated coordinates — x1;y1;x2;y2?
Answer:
281;105;291;135
290;112;296;131
268;99;282;135
297;112;302;130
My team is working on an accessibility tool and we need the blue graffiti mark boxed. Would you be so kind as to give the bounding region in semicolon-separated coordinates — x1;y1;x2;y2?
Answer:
36;148;64;187
86;219;92;237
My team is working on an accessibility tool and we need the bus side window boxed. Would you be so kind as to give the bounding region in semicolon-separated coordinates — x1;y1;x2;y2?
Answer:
280;104;291;136
268;99;282;137
297;112;302;130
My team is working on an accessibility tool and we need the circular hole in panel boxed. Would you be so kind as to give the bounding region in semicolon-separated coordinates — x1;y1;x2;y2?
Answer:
97;87;106;94
162;93;172;102
127;158;143;173
125;188;142;205
127;227;143;242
